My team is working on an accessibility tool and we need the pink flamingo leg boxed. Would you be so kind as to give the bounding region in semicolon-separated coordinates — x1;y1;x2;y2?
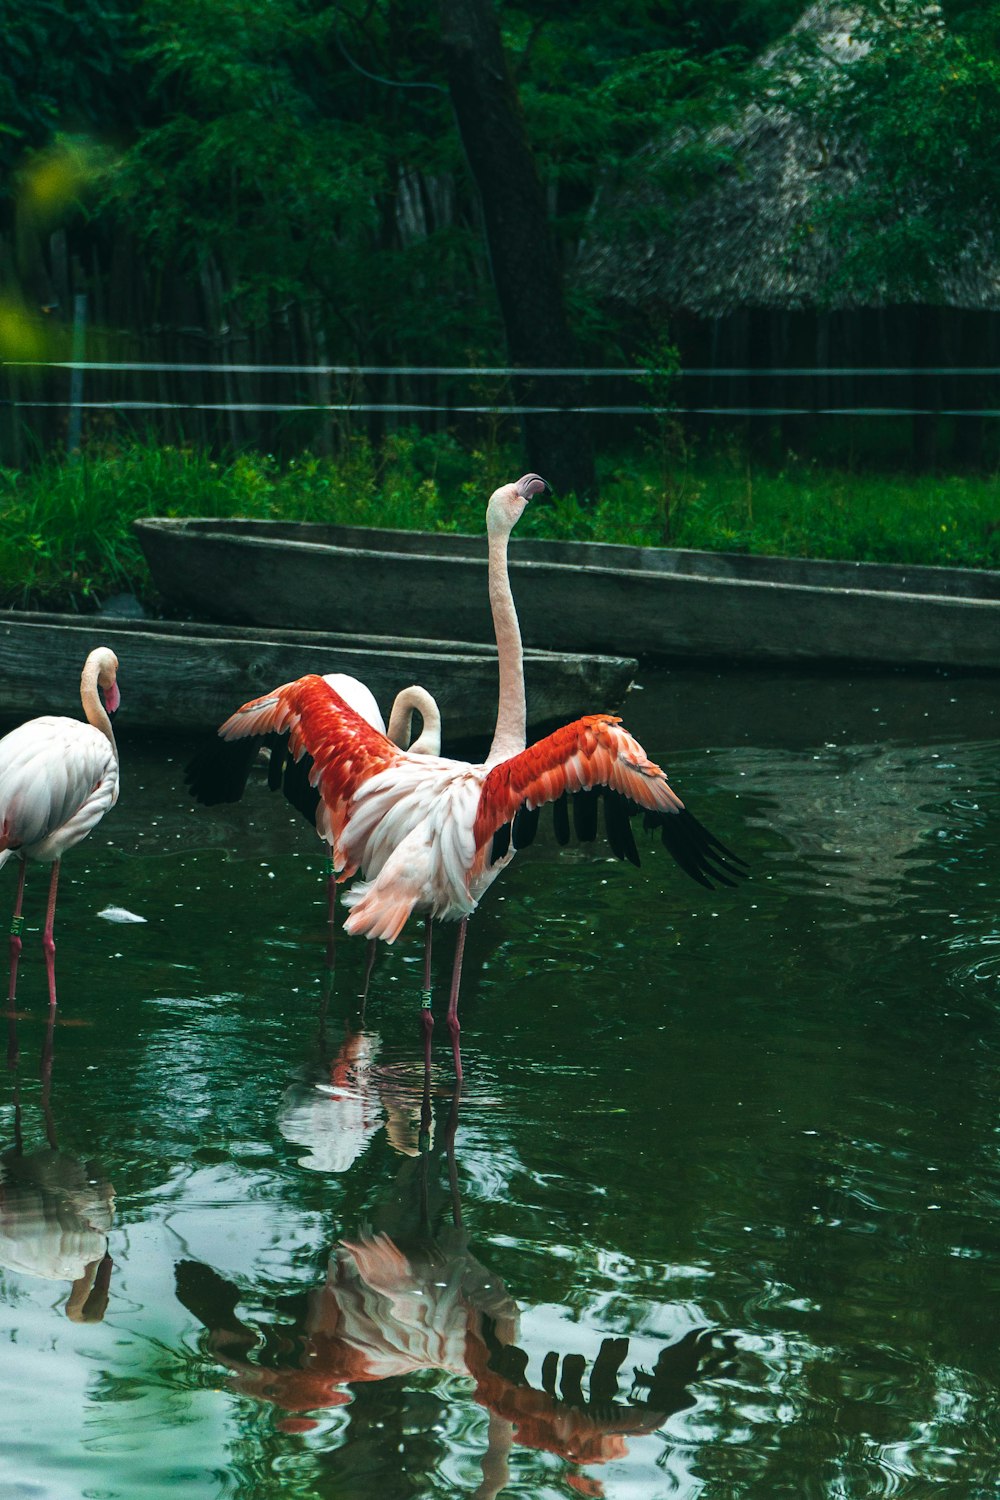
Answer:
359;938;378;1021
68;1250;114;1324
42;858;61;1008
7;856;27;1010
446;918;468;1084
420;917;434;1080
325;852;337;970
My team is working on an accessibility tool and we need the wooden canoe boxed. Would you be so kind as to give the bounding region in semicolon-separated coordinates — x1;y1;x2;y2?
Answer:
0;611;637;740
134;517;1000;671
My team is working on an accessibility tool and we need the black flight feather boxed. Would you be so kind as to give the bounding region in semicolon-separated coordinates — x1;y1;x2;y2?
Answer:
185;735;261;806
265;736;286;791
506;785;749;891
603;790;641;866
643;805;747;890
278;744;322;825
571;788;599;842
186;730;323;830
512;803;540;849
490;821;512;865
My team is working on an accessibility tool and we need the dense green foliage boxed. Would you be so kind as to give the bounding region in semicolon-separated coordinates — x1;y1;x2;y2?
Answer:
2;433;996;612
0;0;143;173
4;1;1000;351
7;1;1000;363
784;0;1000;301
28;0;995;345
0;0;806;368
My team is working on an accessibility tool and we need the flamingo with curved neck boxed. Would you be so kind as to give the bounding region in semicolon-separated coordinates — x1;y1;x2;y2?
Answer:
386;685;442;757
0;647;121;1010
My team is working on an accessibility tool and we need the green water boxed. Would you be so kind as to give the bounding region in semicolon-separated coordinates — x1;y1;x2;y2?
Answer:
1;665;998;1499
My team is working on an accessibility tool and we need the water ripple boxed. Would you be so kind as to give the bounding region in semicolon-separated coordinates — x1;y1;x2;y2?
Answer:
712;739;1000;909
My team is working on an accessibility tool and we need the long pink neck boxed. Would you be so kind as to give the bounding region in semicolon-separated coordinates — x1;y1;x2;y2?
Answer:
485;527;525;767
81;658;117;761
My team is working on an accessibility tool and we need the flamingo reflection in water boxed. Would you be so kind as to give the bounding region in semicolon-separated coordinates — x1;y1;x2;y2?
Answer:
278;1012;430;1173
0;1010;114;1321
175;1063;737;1494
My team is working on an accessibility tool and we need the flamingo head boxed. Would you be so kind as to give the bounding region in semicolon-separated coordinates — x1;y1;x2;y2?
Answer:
94;648;121;714
486;473;549;536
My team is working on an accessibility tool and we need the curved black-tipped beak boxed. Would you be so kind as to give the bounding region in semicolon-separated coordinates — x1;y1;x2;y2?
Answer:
514;473;550;501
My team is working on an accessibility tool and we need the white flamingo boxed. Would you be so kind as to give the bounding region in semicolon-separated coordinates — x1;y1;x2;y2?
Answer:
0;647;121;1008
205;475;745;1078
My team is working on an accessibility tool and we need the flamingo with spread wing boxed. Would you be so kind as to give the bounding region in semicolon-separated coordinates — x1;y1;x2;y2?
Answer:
200;476;746;1077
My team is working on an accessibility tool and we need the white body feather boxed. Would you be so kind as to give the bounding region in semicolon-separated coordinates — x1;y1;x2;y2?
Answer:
322;674;386;736
0;716;119;867
338;756;513;939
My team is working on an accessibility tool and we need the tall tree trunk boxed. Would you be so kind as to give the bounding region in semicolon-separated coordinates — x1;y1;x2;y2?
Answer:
439;0;596;498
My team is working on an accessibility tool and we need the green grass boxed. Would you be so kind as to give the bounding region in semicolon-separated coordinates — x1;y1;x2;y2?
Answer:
1;432;998;612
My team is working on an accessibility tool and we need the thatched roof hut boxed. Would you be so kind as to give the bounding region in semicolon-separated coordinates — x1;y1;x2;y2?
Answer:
577;2;1000;317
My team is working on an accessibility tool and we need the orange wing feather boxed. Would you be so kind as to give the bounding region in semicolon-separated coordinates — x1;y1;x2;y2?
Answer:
473;715;680;849
473;714;746;891
218;676;405;872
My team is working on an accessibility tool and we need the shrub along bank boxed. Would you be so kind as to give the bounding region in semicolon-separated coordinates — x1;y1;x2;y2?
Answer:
1;434;998;613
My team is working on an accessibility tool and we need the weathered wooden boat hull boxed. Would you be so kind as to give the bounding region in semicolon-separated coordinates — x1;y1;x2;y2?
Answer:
134;518;1000;670
0;612;637;739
